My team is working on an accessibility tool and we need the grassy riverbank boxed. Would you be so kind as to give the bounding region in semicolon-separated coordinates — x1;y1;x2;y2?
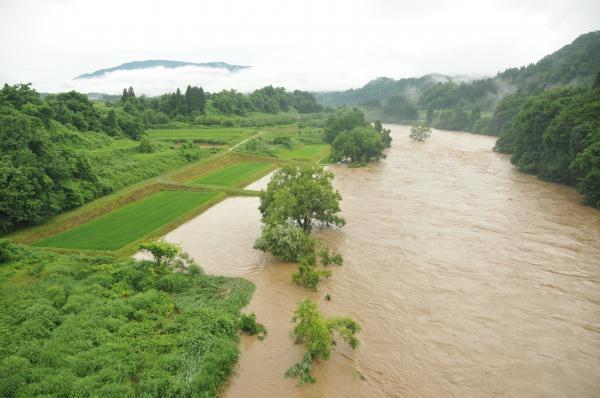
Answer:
0;242;255;397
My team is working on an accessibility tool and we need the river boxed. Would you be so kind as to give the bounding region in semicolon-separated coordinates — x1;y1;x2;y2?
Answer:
153;125;600;397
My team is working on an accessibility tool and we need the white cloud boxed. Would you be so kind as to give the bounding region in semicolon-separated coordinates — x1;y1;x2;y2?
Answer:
33;64;381;95
1;0;599;94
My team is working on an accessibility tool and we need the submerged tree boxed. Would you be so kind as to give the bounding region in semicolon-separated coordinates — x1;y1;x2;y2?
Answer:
286;299;360;384
292;253;332;289
255;165;345;288
409;124;432;141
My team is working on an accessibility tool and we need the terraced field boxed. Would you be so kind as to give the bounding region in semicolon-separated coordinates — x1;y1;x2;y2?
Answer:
279;143;329;160
190;162;272;186
35;191;219;250
147;127;254;144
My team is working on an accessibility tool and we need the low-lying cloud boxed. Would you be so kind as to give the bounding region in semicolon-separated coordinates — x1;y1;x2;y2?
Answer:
33;65;379;95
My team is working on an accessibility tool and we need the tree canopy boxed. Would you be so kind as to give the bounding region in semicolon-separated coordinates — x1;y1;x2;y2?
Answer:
330;127;386;163
258;165;345;233
409;124;432;141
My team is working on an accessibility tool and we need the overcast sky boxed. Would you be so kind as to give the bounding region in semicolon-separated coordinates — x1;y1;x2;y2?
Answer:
1;0;599;94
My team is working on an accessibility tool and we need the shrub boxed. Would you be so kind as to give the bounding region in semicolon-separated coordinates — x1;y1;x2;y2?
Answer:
292;254;331;289
187;263;203;276
409;124;432;141
318;247;343;266
239;312;267;340
138;136;155;153
0;240;25;264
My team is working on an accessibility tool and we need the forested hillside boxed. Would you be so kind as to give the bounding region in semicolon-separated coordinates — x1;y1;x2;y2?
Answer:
493;77;600;207
497;31;600;91
314;74;449;108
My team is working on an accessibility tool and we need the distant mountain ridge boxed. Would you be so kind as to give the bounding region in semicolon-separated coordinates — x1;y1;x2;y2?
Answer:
315;30;600;108
75;60;250;79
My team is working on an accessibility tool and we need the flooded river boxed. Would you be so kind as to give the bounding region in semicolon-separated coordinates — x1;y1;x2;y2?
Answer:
156;125;600;397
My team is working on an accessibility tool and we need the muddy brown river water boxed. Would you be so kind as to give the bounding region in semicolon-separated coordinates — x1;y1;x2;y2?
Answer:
151;125;600;397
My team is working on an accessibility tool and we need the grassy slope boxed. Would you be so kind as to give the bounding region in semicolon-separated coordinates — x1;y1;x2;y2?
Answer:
279;144;329;160
55;124;214;195
0;244;254;398
190;162;272;186
35;191;219;250
233;126;329;161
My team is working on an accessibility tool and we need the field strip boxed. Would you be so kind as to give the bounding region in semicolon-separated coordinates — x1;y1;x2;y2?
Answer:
34;191;220;251
190;162;273;187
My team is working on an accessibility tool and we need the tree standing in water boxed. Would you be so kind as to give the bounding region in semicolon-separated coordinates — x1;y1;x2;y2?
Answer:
409;124;432;141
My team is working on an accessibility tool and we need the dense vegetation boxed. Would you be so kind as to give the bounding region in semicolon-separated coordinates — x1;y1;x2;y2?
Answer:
0;241;256;397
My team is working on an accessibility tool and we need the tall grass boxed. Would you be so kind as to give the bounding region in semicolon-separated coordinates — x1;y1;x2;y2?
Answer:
0;242;254;397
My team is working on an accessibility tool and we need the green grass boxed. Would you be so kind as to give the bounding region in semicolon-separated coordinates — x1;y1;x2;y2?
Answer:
147;127;254;144
0;242;255;398
35;191;219;250
279;144;329;160
190;162;272;186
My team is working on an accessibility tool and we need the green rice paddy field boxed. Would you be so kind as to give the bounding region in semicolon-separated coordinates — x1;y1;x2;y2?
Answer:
35;191;219;250
190;162;272;186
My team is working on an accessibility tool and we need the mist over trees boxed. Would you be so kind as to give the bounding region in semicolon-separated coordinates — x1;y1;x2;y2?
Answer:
314;31;600;133
310;31;600;208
